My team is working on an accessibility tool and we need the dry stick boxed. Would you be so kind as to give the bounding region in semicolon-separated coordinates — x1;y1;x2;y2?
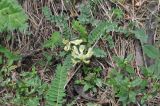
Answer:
101;38;115;67
50;2;63;34
132;0;135;21
99;2;110;19
106;47;115;67
159;0;160;11
111;32;118;57
10;32;14;51
64;64;82;89
91;26;115;67
105;1;111;11
96;59;105;70
115;36;120;57
0;89;6;94
27;12;38;27
34;17;43;46
100;89;117;106
60;0;65;16
34;17;43;36
51;2;58;16
99;1;112;21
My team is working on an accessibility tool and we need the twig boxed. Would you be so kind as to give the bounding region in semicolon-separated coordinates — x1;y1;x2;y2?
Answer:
64;64;82;89
0;89;6;94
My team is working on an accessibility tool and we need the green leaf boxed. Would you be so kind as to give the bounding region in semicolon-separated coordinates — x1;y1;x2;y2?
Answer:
88;21;107;44
0;0;28;32
43;52;52;62
26;98;39;106
88;21;117;45
143;44;159;59
112;8;124;19
129;91;136;103
0;45;10;53
95;78;102;87
125;54;134;62
117;90;128;103
83;83;92;92
46;56;73;106
148;60;160;78
8;65;17;71
106;35;114;48
78;4;93;24
125;65;134;74
130;78;142;87
72;20;88;41
93;47;107;57
132;29;148;43
42;6;71;38
46;65;67;106
0;45;21;63
43;32;62;48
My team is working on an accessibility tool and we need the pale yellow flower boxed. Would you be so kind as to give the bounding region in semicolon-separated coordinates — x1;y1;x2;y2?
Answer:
63;39;71;51
63;39;83;51
85;48;94;58
64;43;71;51
71;58;80;65
71;45;93;64
83;60;90;64
62;39;69;45
79;45;85;54
70;39;83;45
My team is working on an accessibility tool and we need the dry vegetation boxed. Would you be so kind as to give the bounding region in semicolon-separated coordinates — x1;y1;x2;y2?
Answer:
0;0;160;106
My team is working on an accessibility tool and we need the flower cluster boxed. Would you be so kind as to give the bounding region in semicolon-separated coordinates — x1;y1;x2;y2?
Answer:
63;39;83;51
63;39;93;64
